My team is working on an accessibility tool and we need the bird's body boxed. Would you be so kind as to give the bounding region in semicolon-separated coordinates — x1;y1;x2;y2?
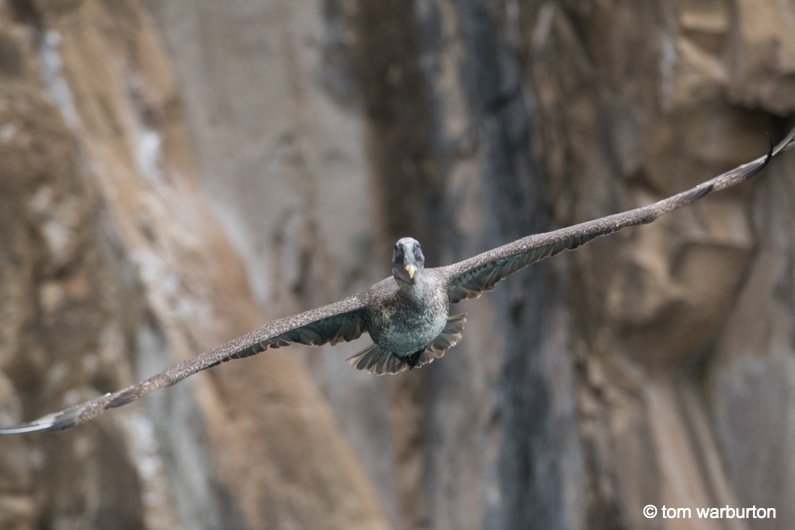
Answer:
346;239;463;374
0;129;793;434
365;271;449;357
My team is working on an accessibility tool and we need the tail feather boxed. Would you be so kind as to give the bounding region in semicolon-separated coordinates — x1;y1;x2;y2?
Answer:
347;314;467;375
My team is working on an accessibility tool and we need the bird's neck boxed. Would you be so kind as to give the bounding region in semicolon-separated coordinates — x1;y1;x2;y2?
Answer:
397;271;433;299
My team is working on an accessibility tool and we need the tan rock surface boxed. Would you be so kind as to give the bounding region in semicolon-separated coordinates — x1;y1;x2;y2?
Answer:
0;1;388;529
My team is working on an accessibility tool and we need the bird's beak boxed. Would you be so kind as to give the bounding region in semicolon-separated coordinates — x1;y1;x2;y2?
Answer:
404;264;417;279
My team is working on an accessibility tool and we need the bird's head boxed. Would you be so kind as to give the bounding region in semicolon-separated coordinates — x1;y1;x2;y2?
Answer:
392;237;425;286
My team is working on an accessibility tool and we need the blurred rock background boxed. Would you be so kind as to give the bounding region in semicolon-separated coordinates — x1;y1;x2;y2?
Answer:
0;0;793;529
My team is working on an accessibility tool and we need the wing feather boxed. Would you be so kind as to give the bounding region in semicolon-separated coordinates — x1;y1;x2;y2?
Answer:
0;295;368;434
440;128;795;303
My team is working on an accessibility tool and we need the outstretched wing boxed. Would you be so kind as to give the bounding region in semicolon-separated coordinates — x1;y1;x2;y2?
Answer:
0;295;369;434
440;129;795;303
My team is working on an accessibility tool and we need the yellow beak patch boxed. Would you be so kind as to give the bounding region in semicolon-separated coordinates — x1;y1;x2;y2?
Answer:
405;264;417;279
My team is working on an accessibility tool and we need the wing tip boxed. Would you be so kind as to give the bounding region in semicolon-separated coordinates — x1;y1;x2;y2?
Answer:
0;396;98;435
772;127;795;157
0;413;64;435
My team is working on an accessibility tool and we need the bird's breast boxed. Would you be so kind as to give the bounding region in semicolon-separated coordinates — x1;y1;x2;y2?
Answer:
367;278;449;356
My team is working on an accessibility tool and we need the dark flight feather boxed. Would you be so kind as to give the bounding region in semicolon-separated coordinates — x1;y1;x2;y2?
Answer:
439;129;795;303
0;296;368;434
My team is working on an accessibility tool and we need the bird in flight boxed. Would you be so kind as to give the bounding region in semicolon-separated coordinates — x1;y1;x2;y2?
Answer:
1;130;793;434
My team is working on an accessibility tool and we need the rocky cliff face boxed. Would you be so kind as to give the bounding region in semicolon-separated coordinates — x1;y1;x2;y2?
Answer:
1;1;793;529
0;1;387;529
